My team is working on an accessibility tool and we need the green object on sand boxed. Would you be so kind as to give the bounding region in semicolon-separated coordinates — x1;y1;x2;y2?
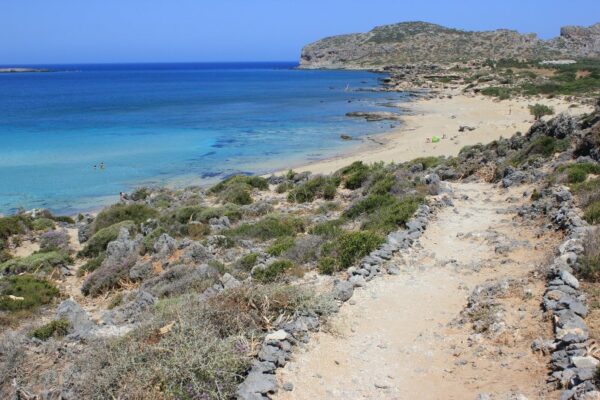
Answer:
431;136;440;143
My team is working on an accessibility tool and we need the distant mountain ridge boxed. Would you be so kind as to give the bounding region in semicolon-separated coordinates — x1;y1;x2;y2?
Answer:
299;21;600;69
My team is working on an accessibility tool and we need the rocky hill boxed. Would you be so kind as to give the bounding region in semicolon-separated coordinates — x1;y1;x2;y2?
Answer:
300;21;600;69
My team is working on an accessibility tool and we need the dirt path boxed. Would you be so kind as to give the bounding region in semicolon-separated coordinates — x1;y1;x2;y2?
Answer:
275;182;562;400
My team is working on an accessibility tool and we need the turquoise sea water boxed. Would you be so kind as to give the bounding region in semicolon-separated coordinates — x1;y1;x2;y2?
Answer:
0;62;406;214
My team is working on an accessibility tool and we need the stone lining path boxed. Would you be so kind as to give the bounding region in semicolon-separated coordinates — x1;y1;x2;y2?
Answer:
274;182;562;400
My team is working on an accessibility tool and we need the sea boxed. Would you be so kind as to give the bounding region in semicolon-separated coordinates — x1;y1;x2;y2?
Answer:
0;62;408;214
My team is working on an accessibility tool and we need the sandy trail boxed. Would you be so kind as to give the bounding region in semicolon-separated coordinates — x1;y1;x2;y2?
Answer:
275;182;561;400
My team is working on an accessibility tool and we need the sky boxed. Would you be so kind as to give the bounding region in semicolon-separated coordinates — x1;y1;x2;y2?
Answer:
2;0;600;64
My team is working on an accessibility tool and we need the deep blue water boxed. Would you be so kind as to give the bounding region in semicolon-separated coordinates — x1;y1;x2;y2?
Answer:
0;62;406;214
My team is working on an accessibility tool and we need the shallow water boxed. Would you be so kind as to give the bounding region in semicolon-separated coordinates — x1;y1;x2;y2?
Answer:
0;62;407;214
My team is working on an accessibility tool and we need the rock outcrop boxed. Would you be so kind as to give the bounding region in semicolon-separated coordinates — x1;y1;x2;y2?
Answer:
300;21;600;69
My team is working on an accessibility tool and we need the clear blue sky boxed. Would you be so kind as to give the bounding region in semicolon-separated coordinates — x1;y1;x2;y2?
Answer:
2;0;599;64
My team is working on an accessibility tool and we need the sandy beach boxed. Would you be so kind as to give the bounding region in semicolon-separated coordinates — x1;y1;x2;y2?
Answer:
287;91;594;175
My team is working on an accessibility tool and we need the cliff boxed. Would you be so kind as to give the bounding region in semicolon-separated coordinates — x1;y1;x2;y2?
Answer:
300;21;600;69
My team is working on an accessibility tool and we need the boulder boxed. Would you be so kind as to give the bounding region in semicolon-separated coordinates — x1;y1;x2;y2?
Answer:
332;280;354;302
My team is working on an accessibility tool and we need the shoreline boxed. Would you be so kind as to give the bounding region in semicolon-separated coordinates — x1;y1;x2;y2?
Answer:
278;89;594;176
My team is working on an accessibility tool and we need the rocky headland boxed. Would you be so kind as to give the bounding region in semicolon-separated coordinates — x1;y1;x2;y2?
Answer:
300;21;600;70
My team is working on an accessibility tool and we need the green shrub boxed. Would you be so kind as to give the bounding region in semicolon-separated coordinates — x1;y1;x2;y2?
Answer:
130;187;150;201
78;253;106;276
93;204;158;233
338;161;370;190
266;236;295;256
276;181;294;193
509;136;569;166
79;220;136;258
584;200;600;224
30;319;70;340
367;172;396;195
288;176;339;203
344;193;397;219
218;183;253;205
210;175;269;193
362;195;424;234
579;255;600;281
51;215;76;224
530;189;542;201
407;156;442;170
0;275;60;312
322;231;384;270
238;253;259;270
528;103;555;120
32;218;55;231
335;231;384;269
318;257;337;275
0;214;32;243
310;219;345;239
225;215;305;241
1;250;72;275
0;250;12;263
481;86;512;99
562;163;600;184
252;260;295;282
187;222;211;239
141;227;166;254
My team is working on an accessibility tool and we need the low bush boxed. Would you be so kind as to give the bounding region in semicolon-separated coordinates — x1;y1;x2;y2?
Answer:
560;162;600;184
1;250;72;275
366;171;396;195
238;253;259;270
338;161;371;190
283;235;324;264
143;264;218;298
406;156;442;170
288;176;339;203
32;218;55;231
218;183;253;205
480;86;512;99
210;175;269;193
276;181;294;193
334;231;384;269
318;256;337;275
0;250;12;263
81;251;138;296
528;103;555;120
322;231;384;271
130;187;150;201
266;236;295;256
579;229;600;281
225;215;305;241
77;254;106;276
252;260;296;282
584;200;600;224
30;319;70;340
310;219;345;239
39;230;70;252
0;214;32;244
73;284;334;399
79;220;136;258
0;275;60;312
93;204;158;233
361;195;424;234
509;136;569;166
187;222;211;239
344;193;424;233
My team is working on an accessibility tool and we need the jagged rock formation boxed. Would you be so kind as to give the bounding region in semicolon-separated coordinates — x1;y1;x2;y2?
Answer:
300;21;600;69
